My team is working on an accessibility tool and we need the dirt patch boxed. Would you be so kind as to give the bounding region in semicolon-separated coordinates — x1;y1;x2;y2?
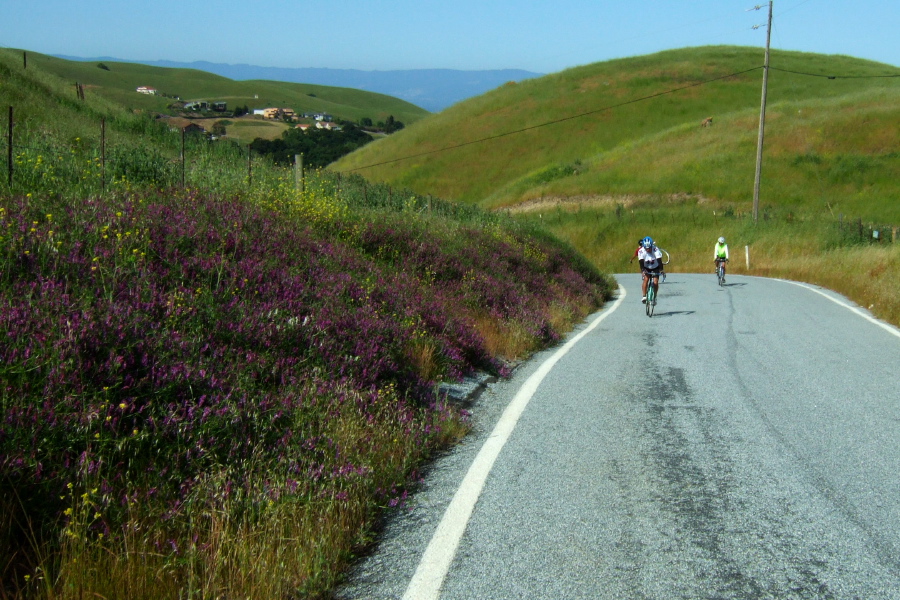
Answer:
499;193;712;214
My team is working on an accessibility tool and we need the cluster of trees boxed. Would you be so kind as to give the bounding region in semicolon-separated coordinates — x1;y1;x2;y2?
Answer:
359;115;405;134
249;123;374;169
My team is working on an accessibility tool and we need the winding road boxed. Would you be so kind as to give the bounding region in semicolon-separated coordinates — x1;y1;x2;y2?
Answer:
337;273;900;600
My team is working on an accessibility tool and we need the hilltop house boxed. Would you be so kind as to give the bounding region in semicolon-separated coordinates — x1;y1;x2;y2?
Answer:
136;86;157;95
252;108;299;120
315;121;342;131
254;108;282;119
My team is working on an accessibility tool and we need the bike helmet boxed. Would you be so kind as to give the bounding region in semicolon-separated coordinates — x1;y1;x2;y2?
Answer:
718;236;725;244
641;236;654;249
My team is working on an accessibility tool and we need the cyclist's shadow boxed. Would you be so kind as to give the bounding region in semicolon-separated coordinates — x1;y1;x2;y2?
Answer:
652;310;696;318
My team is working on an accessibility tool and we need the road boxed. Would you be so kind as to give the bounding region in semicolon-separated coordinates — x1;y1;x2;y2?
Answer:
336;273;900;600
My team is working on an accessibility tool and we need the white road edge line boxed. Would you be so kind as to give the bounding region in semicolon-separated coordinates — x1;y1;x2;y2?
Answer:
778;278;900;340
402;284;627;600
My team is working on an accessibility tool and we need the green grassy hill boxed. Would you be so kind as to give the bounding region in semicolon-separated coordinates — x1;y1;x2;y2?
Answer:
334;45;900;326
333;46;899;215
6;48;429;127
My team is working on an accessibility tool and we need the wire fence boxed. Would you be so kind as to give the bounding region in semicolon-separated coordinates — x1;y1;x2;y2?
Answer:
1;105;263;195
3;104;895;242
1;104;510;231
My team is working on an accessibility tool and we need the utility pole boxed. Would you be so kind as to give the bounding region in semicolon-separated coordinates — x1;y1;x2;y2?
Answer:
752;1;773;222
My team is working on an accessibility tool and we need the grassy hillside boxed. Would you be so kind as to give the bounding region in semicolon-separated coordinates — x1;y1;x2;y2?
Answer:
5;49;429;127
333;46;899;208
333;46;900;326
1;46;612;600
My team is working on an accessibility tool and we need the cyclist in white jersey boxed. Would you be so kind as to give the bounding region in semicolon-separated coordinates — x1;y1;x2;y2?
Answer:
637;236;663;304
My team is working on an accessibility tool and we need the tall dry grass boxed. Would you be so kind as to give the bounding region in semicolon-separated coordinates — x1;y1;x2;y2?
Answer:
517;202;900;328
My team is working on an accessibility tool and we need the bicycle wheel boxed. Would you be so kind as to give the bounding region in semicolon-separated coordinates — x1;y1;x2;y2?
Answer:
717;265;724;286
646;282;656;317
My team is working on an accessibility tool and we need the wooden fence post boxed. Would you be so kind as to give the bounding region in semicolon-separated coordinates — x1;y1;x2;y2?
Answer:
100;118;106;191
180;127;186;188
6;106;12;187
294;154;304;192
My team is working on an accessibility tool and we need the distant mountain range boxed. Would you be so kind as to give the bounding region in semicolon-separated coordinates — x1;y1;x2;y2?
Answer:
53;55;543;112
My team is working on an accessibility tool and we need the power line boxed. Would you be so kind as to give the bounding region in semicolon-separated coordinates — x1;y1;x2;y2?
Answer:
347;66;764;172
769;66;900;79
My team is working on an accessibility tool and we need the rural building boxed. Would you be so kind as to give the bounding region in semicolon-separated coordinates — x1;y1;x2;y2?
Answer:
183;101;210;111
213;101;227;111
315;121;342;131
295;123;312;131
183;123;205;135
161;117;207;134
136;86;157;95
260;108;282;119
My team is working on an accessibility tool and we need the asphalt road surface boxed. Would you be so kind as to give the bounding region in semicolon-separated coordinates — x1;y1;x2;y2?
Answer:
336;273;900;600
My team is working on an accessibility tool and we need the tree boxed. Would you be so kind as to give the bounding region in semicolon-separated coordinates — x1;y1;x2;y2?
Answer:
211;121;228;136
250;123;374;169
382;115;405;134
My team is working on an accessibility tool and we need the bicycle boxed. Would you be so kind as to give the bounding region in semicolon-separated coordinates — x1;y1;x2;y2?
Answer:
715;258;728;286
643;270;660;317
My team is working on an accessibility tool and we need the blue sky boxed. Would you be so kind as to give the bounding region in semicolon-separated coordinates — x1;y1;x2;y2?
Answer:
2;0;898;73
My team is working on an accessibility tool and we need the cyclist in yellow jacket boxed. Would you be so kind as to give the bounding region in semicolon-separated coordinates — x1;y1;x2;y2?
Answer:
714;236;729;283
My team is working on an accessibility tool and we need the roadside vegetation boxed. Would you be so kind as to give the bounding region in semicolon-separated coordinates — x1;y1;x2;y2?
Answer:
0;49;613;598
333;45;900;326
